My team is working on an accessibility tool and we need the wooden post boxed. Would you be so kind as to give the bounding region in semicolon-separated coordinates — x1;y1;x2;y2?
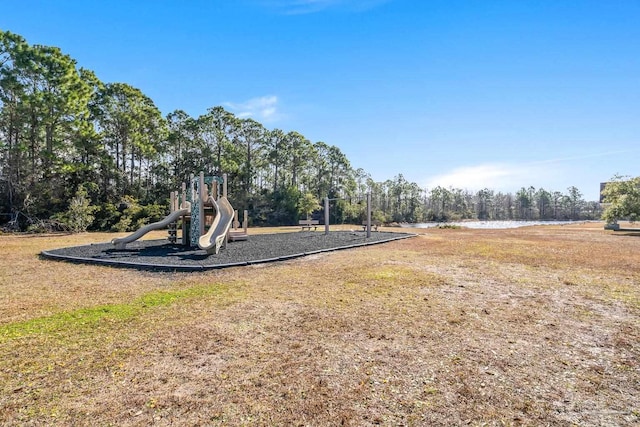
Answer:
233;210;240;229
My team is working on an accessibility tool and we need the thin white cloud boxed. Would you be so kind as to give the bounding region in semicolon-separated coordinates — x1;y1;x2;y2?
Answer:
424;148;640;196
224;95;282;123
425;163;559;194
530;149;640;165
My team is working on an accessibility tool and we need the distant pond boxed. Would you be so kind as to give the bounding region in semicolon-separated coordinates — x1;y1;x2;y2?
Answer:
402;220;593;229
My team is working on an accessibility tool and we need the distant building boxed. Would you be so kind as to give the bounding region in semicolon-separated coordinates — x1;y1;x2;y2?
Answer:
599;182;609;203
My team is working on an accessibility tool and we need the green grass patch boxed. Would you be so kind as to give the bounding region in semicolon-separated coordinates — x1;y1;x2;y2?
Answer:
0;283;232;343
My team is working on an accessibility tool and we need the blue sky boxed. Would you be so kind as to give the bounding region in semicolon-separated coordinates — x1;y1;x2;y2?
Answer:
2;0;639;201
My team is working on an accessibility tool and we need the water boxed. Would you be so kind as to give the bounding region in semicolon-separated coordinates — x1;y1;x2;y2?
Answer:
402;220;588;229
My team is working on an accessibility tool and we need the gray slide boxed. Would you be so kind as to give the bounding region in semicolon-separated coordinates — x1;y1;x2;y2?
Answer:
112;208;189;249
198;197;234;255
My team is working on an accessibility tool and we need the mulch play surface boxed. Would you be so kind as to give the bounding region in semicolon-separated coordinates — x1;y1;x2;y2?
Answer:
41;231;415;271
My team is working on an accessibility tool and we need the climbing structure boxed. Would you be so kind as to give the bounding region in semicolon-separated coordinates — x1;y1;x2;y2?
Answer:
112;172;249;254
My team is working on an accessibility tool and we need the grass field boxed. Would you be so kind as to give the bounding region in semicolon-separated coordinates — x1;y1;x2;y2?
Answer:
1;223;638;426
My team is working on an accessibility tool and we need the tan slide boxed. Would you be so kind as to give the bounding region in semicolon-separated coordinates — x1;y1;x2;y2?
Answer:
198;196;234;255
112;208;190;249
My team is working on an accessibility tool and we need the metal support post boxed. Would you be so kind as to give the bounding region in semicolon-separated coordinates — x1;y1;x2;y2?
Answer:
324;197;330;235
366;192;372;238
199;172;205;238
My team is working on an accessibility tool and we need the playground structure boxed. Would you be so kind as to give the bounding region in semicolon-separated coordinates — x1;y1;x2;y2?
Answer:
112;173;248;254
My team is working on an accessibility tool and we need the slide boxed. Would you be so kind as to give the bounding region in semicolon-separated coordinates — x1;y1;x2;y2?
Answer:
112;208;190;249
198;196;234;255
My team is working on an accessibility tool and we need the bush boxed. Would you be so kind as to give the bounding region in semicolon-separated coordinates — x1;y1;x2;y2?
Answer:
95;203;121;231
372;209;389;225
111;196;168;232
602;175;640;224
297;192;320;220
51;185;97;233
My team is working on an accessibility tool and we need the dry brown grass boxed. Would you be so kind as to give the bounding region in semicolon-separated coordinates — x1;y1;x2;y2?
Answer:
1;223;639;426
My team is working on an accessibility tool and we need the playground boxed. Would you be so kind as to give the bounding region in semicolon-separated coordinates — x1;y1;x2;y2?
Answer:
40;172;410;270
43;230;414;271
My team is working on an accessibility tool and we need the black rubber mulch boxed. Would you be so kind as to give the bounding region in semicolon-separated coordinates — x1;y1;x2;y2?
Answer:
41;231;416;271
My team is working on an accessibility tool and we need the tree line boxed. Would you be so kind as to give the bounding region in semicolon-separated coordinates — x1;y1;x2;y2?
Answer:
0;30;604;232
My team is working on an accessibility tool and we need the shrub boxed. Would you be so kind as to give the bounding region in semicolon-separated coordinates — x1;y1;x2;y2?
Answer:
95;203;120;231
437;224;462;229
111;196;168;232
51;185;97;233
602;175;640;224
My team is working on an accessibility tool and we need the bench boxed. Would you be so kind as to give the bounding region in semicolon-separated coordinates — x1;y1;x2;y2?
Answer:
299;219;319;231
362;222;380;232
604;223;640;232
